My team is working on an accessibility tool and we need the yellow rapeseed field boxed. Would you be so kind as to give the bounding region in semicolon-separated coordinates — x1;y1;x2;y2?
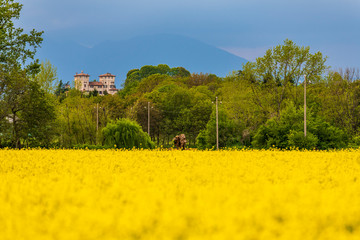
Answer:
1;149;360;240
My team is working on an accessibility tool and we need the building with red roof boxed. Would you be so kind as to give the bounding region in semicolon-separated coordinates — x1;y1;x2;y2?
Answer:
74;71;119;95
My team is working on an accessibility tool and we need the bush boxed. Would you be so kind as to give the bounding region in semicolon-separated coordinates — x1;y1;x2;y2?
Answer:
102;118;155;149
287;130;318;150
72;144;111;150
196;108;243;149
252;103;347;150
348;135;360;148
195;130;208;150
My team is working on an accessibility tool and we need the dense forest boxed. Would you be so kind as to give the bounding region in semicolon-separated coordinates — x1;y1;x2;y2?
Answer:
1;2;360;150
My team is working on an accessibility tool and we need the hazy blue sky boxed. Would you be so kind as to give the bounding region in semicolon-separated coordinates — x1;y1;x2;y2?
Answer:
18;0;360;68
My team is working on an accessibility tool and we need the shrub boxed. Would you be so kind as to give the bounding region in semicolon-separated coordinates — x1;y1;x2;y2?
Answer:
102;119;155;149
252;103;347;150
195;108;243;149
287;130;318;150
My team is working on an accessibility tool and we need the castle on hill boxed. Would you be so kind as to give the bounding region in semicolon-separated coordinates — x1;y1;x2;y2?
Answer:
74;71;119;95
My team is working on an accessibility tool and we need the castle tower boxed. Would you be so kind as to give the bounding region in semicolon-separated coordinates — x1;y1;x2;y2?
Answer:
99;73;117;94
74;71;90;92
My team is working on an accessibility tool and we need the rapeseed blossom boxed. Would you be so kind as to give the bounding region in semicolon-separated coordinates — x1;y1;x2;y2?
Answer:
0;149;359;239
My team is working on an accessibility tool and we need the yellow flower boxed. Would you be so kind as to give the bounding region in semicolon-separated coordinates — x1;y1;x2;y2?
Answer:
0;149;359;239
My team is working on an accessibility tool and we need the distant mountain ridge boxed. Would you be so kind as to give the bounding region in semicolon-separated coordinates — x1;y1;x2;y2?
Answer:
35;34;248;87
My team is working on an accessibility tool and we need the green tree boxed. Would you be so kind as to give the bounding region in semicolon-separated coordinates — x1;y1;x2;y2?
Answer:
136;74;173;94
123;69;141;89
317;71;360;136
0;0;43;70
126;69;140;79
174;86;213;146
0;0;44;148
138;64;171;78
21;80;57;147
0;69;28;147
101;94;127;120
139;65;160;78
169;67;191;78
102;118;154;149
252;103;347;149
196;107;243;149
242;39;328;117
55;80;70;102
221;73;266;134
1;0;43;112
119;64;190;97
34;60;58;94
128;97;162;144
183;73;222;92
0;68;56;148
89;89;99;97
157;64;171;75
56;95;99;147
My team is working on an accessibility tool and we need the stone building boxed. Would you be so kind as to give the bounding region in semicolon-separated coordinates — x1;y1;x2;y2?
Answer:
74;71;118;95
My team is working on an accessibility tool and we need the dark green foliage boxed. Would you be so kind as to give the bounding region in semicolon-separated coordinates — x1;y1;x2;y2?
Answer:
88;89;99;97
124;65;191;90
126;69;140;79
287;131;318;149
72;144;112;150
196;108;243;149
55;80;70;101
118;80;139;98
0;69;56;148
348;134;360;148
139;65;163;78
241;39;328;118
252;103;347;149
122;65;189;98
124;70;141;89
168;67;191;78
0;1;50;148
21;80;57;147
102;118;155;149
136;74;172;94
0;0;43;71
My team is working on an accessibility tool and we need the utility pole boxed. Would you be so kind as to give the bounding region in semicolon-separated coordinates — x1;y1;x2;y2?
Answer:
148;102;150;136
96;103;99;133
216;96;219;150
96;103;99;145
304;75;307;137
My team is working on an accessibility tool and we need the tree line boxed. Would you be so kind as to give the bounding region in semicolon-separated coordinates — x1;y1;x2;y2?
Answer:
1;1;360;149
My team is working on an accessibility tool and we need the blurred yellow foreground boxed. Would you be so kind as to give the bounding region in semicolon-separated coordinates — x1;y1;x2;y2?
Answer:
1;149;360;240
